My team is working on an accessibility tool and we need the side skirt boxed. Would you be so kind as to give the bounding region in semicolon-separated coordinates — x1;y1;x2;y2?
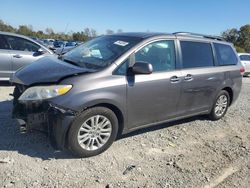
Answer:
122;110;210;134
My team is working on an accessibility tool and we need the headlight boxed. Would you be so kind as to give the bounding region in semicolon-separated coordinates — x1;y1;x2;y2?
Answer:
18;85;72;101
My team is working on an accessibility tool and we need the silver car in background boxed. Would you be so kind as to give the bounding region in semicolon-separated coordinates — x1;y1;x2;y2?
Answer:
54;41;78;55
0;31;54;81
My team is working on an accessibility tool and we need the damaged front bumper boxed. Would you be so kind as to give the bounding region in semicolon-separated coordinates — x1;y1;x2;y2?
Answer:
12;100;77;150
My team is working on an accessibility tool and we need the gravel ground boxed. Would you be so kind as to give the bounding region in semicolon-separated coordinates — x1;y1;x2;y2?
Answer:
0;79;249;188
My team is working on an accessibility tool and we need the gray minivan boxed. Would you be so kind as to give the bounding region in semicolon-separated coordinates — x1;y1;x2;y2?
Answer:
0;31;54;80
11;32;243;157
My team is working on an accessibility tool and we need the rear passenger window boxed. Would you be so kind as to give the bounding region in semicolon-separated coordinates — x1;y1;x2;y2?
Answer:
180;41;214;68
214;43;238;66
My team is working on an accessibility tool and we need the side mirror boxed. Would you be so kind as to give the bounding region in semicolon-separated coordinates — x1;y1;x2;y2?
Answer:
48;46;56;51
33;48;46;56
132;61;153;74
38;48;45;54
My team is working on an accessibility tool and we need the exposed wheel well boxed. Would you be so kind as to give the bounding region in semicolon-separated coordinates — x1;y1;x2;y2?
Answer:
222;87;233;105
65;103;124;148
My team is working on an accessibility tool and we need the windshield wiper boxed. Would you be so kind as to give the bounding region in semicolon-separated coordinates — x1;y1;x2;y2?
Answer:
62;58;80;67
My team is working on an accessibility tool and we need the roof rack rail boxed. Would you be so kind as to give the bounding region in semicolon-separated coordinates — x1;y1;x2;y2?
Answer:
173;32;225;41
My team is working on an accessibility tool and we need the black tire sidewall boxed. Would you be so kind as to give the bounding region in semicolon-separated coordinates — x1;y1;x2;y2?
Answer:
68;107;118;158
210;90;230;120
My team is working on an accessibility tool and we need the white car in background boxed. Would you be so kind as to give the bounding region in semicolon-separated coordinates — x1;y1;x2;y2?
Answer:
238;53;250;76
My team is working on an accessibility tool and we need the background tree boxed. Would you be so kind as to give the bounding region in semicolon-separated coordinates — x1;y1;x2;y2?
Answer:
222;24;250;53
72;32;88;41
0;19;16;32
237;25;250;52
17;25;33;36
221;28;239;44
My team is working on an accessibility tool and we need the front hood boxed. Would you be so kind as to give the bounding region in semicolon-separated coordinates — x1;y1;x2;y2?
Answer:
11;56;94;86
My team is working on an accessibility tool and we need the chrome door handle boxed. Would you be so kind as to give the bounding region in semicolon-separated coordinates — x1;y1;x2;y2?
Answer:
170;76;180;83
13;54;22;58
184;74;193;81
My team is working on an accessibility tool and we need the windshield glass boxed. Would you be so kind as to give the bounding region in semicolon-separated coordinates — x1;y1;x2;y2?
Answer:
62;35;141;70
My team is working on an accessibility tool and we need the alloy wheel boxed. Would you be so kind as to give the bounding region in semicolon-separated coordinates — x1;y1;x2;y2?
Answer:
77;115;112;151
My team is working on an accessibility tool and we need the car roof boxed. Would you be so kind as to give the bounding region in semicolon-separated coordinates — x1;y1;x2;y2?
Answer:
0;31;53;54
0;31;36;40
111;32;171;39
111;32;230;44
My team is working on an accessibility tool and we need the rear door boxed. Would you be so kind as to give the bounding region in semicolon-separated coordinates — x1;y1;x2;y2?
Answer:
4;35;42;71
0;35;12;80
177;40;222;115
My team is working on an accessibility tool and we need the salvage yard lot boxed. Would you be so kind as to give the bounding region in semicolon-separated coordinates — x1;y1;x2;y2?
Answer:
0;79;249;188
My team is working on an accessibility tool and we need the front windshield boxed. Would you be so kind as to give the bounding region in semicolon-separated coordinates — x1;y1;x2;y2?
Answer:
62;35;141;70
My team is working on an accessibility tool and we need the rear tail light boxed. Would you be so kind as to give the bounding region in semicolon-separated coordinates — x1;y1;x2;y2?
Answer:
240;67;245;76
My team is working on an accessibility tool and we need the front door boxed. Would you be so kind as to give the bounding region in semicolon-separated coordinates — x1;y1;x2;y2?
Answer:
4;35;41;72
127;40;182;129
0;35;12;80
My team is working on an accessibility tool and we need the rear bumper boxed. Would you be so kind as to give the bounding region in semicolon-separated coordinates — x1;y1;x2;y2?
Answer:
12;101;76;150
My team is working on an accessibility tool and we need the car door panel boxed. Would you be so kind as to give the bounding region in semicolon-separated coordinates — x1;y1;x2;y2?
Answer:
9;50;41;71
127;71;182;128
178;68;222;115
126;39;181;128
4;34;43;73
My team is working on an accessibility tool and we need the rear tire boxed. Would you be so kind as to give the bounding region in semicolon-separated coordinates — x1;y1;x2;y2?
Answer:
209;90;230;121
68;107;118;158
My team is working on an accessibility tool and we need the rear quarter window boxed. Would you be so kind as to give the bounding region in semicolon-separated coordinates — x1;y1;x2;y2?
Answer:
214;43;238;66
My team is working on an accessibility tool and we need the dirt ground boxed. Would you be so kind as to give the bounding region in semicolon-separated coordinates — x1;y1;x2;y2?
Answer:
0;79;249;188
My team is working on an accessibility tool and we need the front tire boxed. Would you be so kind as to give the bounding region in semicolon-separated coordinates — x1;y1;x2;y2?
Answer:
209;90;230;121
68;107;118;158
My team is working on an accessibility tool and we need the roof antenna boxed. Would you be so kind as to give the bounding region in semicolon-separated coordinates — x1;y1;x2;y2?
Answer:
60;22;69;56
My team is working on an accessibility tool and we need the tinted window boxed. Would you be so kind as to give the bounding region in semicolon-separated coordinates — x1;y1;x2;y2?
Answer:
181;41;214;68
0;35;10;50
214;43;238;65
135;40;175;72
239;55;250;61
5;35;40;52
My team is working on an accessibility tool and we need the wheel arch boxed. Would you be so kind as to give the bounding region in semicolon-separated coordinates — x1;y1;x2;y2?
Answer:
221;86;233;106
64;101;125;148
93;103;124;136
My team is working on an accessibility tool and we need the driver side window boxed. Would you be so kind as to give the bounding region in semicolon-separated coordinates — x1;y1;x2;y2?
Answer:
135;40;176;72
5;35;40;52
